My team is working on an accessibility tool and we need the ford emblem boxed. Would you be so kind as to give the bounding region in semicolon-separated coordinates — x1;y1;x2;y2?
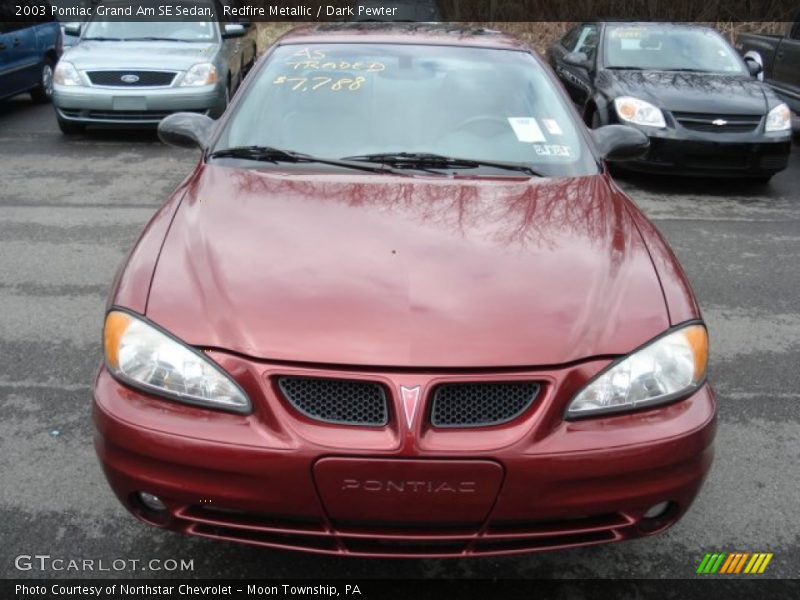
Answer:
120;74;140;84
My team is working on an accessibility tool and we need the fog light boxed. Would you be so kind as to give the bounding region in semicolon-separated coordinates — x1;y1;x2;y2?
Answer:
138;492;166;512
643;501;670;519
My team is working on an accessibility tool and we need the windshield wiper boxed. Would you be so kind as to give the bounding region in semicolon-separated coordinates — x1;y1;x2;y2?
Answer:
341;152;543;177
130;37;188;42
606;66;646;70
660;68;716;73
208;145;408;175
82;36;125;41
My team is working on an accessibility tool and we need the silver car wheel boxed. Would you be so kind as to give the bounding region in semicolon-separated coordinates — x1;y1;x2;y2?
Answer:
42;63;54;98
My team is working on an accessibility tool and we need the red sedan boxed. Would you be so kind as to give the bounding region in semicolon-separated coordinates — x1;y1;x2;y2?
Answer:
94;24;715;557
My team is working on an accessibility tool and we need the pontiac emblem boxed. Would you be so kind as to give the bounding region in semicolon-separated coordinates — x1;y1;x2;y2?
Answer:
712;118;728;126
120;74;140;84
400;385;421;428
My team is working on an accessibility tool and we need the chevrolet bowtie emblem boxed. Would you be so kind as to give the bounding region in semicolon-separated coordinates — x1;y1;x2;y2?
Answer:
712;118;728;126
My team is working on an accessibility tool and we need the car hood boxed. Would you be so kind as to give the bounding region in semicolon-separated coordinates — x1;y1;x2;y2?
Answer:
145;166;669;368
599;69;769;114
64;41;218;71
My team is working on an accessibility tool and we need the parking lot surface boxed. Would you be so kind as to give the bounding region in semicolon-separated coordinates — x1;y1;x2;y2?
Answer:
1;98;798;579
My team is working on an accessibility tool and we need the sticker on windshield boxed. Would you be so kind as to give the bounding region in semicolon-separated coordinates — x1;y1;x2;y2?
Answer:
508;117;546;143
533;144;572;157
542;119;563;136
610;27;646;39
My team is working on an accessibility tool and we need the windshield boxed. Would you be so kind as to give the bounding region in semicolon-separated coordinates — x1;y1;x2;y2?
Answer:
604;25;747;74
215;44;597;177
82;19;216;42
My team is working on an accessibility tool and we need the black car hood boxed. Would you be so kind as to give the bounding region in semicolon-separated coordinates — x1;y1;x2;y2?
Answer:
599;70;769;114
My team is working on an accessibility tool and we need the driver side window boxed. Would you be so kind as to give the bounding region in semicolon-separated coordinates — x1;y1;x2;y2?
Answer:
574;24;599;60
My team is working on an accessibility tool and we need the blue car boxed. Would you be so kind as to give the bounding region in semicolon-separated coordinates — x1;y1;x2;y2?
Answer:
0;1;63;103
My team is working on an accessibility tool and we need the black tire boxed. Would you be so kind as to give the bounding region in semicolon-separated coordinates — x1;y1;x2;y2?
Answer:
57;117;84;135
30;57;55;103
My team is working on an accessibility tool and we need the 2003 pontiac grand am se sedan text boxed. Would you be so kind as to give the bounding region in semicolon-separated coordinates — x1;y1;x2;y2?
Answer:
93;24;716;558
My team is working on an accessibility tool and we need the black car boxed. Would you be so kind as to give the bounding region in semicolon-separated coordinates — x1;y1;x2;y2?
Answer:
548;22;793;181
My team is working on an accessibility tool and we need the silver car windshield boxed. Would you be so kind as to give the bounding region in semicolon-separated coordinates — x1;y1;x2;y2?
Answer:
81;20;217;42
216;44;598;177
604;25;747;74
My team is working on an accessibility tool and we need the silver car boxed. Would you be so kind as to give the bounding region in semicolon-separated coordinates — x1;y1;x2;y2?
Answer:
53;17;248;133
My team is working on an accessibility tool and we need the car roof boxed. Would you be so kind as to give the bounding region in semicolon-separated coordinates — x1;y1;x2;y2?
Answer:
275;23;530;51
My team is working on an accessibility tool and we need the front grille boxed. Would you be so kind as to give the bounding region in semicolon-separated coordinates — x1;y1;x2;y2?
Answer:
759;154;789;170
672;111;762;133
86;70;176;87
430;382;539;427
278;377;388;426
174;505;631;557
60;109;205;122
683;153;748;169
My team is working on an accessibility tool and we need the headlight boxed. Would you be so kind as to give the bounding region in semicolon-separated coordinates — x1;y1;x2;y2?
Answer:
103;310;250;413
53;61;83;86
614;96;666;128
765;103;791;132
180;63;219;87
566;324;708;419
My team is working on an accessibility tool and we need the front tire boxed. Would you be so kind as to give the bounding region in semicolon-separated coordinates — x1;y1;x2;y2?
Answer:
30;58;55;103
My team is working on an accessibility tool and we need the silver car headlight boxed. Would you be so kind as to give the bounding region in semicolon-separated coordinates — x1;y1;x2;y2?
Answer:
614;96;666;128
765;103;791;132
53;61;83;86
566;324;708;419
103;310;250;413
179;63;219;87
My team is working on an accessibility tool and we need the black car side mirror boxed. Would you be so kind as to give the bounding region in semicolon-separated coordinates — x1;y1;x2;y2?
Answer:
564;51;593;71
158;113;216;150
592;125;650;161
744;56;763;78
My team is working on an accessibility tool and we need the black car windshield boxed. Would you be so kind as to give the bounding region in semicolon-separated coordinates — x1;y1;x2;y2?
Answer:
604;25;747;74
81;20;216;42
215;44;598;177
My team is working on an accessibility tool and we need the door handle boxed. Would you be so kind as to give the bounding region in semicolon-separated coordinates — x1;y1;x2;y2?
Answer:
13;38;21;47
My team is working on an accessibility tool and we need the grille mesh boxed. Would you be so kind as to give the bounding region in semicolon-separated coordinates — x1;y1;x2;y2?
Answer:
431;382;539;427
86;70;176;87
672;111;761;133
278;377;388;426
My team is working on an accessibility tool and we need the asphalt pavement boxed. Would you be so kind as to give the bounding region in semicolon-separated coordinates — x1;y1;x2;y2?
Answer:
1;97;798;579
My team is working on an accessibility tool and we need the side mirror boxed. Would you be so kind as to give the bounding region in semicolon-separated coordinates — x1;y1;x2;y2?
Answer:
158;112;215;150
222;23;246;38
592;124;650;161
64;22;81;36
744;56;763;77
564;51;593;71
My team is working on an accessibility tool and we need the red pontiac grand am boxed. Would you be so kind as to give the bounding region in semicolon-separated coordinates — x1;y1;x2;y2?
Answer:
94;24;716;557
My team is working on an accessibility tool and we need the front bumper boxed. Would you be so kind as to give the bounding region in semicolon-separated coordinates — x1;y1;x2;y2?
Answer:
93;355;716;558
53;82;226;125
615;124;791;177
